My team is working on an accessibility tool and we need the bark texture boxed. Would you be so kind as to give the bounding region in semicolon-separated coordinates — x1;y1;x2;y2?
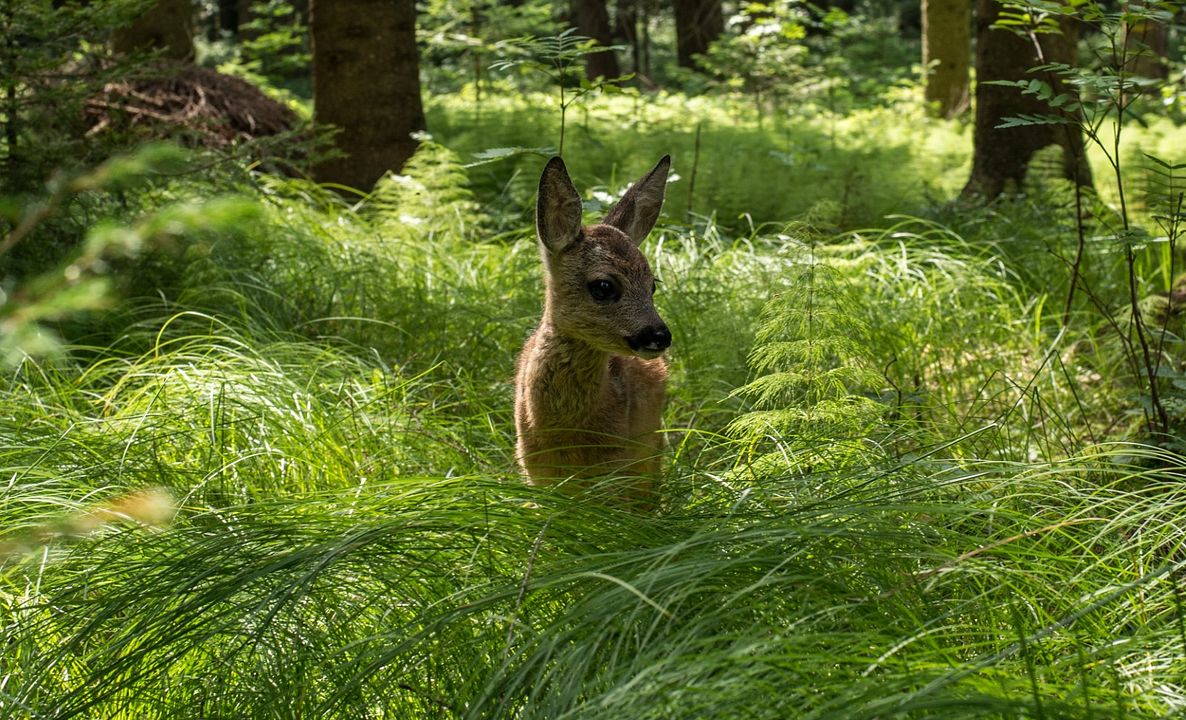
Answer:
311;0;425;190
614;0;639;73
573;0;620;80
673;0;723;70
1124;14;1168;82
922;0;971;117
112;0;194;61
962;0;1092;199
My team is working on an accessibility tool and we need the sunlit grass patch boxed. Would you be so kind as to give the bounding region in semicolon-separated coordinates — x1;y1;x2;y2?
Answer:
428;90;970;231
4;447;1186;718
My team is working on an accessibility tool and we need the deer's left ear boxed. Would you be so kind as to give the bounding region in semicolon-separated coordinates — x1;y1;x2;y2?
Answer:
603;155;670;246
537;156;584;254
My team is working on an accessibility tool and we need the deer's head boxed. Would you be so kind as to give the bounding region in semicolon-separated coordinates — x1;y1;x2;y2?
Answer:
535;156;671;359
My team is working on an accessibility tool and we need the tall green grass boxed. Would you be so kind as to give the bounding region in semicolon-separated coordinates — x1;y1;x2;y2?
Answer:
3;104;1186;718
5;426;1186;717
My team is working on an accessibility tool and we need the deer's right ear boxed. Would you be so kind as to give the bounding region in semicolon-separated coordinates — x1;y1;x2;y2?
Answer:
536;157;583;254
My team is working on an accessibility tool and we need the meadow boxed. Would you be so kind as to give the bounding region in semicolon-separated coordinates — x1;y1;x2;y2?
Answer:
3;87;1186;718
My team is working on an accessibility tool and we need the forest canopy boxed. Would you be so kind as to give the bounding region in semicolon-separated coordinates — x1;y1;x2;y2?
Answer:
3;1;1186;717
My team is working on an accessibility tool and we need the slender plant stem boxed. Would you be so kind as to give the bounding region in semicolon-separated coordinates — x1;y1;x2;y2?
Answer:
687;121;701;221
558;71;566;157
2;4;16;170
1062;181;1087;325
0;181;69;258
1026;4;1166;434
1151;191;1182;385
1110;26;1168;433
1019;21;1088;327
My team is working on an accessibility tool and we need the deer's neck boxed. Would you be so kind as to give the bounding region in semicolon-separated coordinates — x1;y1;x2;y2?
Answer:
528;323;609;421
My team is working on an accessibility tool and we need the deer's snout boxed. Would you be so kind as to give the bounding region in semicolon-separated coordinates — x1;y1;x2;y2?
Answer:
626;323;671;354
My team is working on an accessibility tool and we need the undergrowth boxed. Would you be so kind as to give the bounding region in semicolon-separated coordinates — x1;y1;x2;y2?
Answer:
428;88;971;231
2;101;1186;718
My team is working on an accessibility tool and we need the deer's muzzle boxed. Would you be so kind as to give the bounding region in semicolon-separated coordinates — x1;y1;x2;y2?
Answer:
626;323;672;354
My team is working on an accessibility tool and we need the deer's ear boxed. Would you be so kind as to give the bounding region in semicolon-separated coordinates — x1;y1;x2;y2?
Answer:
603;155;670;245
536;157;583;254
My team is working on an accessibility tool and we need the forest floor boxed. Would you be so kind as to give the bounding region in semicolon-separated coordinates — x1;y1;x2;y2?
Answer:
2;91;1186;718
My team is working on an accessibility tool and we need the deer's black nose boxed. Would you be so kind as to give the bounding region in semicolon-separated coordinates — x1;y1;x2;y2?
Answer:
626;324;671;353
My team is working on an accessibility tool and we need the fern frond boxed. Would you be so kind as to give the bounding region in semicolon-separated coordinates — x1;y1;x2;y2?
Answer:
726;396;884;438
733;366;883;406
747;336;875;371
366;142;482;240
728;238;889;475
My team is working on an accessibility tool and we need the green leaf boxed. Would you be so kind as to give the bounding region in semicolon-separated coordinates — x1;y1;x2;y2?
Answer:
983;80;1029;89
1144;154;1186;171
995;113;1073;128
465;146;557;167
71;143;190;192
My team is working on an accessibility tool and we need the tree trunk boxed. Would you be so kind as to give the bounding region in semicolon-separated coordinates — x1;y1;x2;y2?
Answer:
573;0;620;80
311;0;425;190
962;0;1092;199
112;0;194;61
615;0;639;74
673;0;723;70
639;1;651;78
922;0;970;117
1123;12;1168;82
237;0;253;33
217;0;239;35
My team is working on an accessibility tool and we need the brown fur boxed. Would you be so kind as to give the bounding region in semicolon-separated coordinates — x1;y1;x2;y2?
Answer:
515;156;671;502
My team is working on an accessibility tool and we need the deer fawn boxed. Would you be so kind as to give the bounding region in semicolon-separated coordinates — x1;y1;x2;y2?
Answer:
515;155;672;502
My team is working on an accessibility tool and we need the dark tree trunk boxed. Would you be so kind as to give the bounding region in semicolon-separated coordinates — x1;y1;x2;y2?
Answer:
112;0;194;61
291;0;309;26
217;0;239;35
236;0;254;33
574;0;620;80
615;0;639;74
673;0;722;70
311;0;425;190
1123;13;1168;82
818;0;856;11
962;0;1092;199
922;0;970;117
639;1;651;78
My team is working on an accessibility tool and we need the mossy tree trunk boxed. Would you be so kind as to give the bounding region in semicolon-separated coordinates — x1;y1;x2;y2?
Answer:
922;0;970;118
311;0;425;191
962;0;1092;199
112;0;194;61
574;0;620;80
673;0;723;70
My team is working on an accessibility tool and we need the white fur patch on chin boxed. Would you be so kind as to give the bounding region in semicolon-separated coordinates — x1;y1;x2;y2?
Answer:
632;348;666;361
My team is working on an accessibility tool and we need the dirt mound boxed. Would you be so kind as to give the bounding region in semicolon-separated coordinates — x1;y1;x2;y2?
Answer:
84;64;299;147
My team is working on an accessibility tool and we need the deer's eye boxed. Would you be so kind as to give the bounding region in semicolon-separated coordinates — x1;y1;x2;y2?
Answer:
587;279;618;302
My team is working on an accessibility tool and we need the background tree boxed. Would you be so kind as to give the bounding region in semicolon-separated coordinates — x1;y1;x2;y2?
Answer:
212;0;254;38
962;0;1092;198
573;0;620;79
1123;8;1169;84
311;0;426;190
674;0;723;70
112;0;195;61
614;0;641;74
921;0;970;117
3;0;151;186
